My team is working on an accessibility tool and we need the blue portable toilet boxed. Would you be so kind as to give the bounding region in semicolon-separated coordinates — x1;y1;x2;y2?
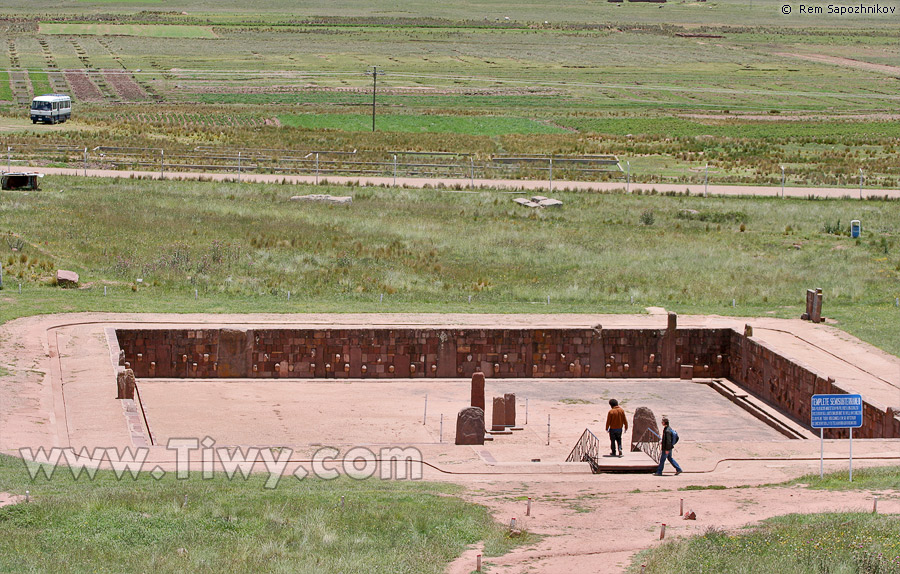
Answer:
851;220;861;238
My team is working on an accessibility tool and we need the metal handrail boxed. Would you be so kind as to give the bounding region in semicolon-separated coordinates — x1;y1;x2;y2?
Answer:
565;427;602;473
634;427;661;464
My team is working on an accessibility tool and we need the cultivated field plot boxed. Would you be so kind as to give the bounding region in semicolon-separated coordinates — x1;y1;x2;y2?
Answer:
1;1;899;185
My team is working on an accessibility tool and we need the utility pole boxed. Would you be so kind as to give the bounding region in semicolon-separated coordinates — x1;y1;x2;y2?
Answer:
369;66;378;132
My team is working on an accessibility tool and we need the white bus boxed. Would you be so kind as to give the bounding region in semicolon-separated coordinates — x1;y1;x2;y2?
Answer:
30;94;72;124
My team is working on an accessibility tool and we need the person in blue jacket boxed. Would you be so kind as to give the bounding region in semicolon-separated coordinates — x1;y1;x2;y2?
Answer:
653;416;682;476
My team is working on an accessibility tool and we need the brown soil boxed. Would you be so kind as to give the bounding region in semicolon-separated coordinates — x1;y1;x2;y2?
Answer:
0;492;25;508
63;69;103;102
102;70;149;101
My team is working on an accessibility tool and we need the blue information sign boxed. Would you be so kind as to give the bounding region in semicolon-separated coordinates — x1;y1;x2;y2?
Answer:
811;394;863;429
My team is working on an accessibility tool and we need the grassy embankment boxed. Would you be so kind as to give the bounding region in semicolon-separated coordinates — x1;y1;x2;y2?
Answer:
0;454;521;573
632;467;900;574
2;176;900;355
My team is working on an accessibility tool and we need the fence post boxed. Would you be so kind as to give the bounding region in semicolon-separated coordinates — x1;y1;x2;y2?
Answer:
549;156;553;192
626;160;631;193
238;151;241;182
470;156;475;188
160;149;164;178
83;147;87;176
393;154;397;186
315;152;319;185
704;164;709;196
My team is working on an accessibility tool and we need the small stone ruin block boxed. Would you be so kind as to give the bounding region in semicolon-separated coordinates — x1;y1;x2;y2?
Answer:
56;269;79;288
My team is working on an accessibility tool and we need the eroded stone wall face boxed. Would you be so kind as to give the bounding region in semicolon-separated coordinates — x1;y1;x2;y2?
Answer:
117;327;733;381
118;328;606;380
599;328;730;379
727;331;900;439
116;326;899;438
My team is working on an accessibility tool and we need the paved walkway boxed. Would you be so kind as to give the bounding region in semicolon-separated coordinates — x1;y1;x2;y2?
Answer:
17;165;900;199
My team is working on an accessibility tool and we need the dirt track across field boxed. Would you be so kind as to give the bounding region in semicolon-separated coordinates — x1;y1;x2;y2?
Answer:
18;164;900;199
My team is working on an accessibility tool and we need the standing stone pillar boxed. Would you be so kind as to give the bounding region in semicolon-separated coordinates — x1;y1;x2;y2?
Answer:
471;371;485;412
116;367;127;399
123;368;136;400
491;396;507;432
812;288;823;323
662;312;678;377
504;393;516;427
630;406;659;452
455;407;486;445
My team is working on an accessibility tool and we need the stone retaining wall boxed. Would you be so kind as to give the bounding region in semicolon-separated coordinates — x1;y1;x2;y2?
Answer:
115;324;899;438
728;331;899;439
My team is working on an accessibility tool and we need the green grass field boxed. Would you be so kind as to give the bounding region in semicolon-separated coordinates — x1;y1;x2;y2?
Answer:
634;467;900;573
277;113;567;135
39;23;218;38
26;71;52;98
0;72;11;102
3;177;900;355
0;454;520;573
631;513;900;574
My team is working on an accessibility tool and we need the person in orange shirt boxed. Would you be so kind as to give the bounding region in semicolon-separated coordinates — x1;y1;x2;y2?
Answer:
605;399;628;457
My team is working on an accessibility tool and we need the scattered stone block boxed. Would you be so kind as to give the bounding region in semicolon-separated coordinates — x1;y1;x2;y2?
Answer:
56;269;79;287
513;196;563;209
290;194;352;205
455;407;485;445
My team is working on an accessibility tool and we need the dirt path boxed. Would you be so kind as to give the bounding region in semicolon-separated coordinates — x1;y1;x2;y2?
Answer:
17;164;900;199
777;52;900;78
0;492;25;507
448;475;899;573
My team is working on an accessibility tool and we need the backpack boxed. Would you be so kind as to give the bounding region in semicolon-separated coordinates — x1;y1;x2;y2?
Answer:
670;428;680;446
